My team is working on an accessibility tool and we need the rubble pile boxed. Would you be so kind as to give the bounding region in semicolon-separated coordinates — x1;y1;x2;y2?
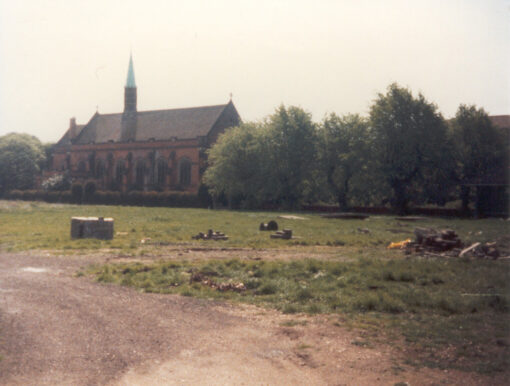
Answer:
270;229;293;240
259;220;278;231
189;272;246;292
412;228;462;252
192;229;229;241
402;227;503;259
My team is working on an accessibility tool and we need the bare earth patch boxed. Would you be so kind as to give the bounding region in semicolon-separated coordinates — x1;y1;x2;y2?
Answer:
0;251;506;385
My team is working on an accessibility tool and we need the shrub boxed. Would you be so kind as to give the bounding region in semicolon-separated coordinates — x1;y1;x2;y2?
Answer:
41;173;71;191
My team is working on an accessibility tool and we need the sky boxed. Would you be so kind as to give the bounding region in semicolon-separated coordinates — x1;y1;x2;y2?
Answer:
0;0;508;143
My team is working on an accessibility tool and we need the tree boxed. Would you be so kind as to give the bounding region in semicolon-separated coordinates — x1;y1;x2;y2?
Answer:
204;105;318;209
0;133;46;194
264;105;318;209
318;113;371;209
450;105;508;212
203;122;270;208
370;84;450;214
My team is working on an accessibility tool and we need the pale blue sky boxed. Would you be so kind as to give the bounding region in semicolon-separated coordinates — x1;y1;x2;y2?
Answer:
0;0;508;142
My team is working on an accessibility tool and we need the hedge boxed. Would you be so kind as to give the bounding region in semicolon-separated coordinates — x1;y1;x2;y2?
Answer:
3;189;203;208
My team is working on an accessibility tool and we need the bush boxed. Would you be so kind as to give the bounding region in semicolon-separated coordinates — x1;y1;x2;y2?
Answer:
41;173;71;191
3;186;201;208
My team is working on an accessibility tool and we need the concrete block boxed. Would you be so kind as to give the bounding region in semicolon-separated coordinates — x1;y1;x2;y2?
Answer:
71;217;114;240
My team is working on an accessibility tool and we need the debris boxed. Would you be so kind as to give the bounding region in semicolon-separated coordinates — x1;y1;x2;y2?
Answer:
357;228;371;234
403;227;501;259
189;271;245;292
140;237;152;244
192;229;229;241
270;229;293;240
413;227;462;251
459;242;481;257
321;213;369;220
387;239;412;249
277;215;307;220
259;220;278;231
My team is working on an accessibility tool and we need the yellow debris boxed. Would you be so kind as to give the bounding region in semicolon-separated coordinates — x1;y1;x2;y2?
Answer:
387;239;412;249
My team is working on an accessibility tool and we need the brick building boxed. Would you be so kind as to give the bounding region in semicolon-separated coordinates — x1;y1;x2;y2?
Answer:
49;55;241;193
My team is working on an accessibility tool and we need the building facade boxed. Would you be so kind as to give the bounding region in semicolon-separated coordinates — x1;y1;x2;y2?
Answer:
49;55;241;193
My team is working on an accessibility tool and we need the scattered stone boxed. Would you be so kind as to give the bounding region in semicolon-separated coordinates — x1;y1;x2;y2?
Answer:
192;229;229;241
270;229;293;240
357;228;371;234
71;217;114;240
405;228;501;259
189;271;245;292
259;220;278;231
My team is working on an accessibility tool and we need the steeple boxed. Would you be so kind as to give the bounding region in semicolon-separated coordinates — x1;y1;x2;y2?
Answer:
122;53;137;141
126;53;136;88
124;53;137;113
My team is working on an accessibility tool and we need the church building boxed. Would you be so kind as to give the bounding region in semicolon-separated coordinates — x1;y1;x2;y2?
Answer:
49;55;241;193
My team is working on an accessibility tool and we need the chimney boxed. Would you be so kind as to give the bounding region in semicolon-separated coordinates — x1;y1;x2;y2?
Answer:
69;117;77;139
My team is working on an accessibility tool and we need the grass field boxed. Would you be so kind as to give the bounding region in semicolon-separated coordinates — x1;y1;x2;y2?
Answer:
0;200;507;253
1;200;509;373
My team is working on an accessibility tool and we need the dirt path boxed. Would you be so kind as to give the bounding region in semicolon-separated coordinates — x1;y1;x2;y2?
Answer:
0;252;504;385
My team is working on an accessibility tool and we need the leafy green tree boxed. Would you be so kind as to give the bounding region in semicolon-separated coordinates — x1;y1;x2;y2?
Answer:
204;122;270;207
450;105;508;212
0;133;46;194
204;105;317;209
370;83;450;214
318;113;371;209
264;105;317;209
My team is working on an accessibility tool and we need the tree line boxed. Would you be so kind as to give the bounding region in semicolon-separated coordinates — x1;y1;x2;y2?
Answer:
0;83;507;214
204;83;508;213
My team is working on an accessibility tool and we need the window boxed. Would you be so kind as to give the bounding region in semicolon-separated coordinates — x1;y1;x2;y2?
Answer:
135;160;145;188
178;158;191;187
115;160;125;185
96;160;105;179
78;160;86;173
156;158;166;186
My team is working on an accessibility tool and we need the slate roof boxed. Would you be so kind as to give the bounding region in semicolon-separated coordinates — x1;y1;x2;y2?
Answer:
74;103;233;145
489;115;510;129
55;125;85;147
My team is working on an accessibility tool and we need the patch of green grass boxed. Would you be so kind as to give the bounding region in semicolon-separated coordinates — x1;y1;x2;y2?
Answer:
86;256;510;373
1;200;508;255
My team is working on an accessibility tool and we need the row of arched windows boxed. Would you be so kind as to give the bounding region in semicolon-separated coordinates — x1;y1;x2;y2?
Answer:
76;156;192;188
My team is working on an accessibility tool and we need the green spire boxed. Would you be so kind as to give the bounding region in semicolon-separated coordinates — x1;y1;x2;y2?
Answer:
126;54;136;88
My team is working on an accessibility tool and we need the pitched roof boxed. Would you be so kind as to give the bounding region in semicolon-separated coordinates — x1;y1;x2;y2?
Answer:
74;103;233;145
489;115;510;129
54;124;85;147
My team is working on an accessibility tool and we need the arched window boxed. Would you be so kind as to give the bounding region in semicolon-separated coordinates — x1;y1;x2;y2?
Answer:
115;160;125;185
156;158;166;187
96;159;105;179
78;160;86;173
178;158;191;187
135;160;145;188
